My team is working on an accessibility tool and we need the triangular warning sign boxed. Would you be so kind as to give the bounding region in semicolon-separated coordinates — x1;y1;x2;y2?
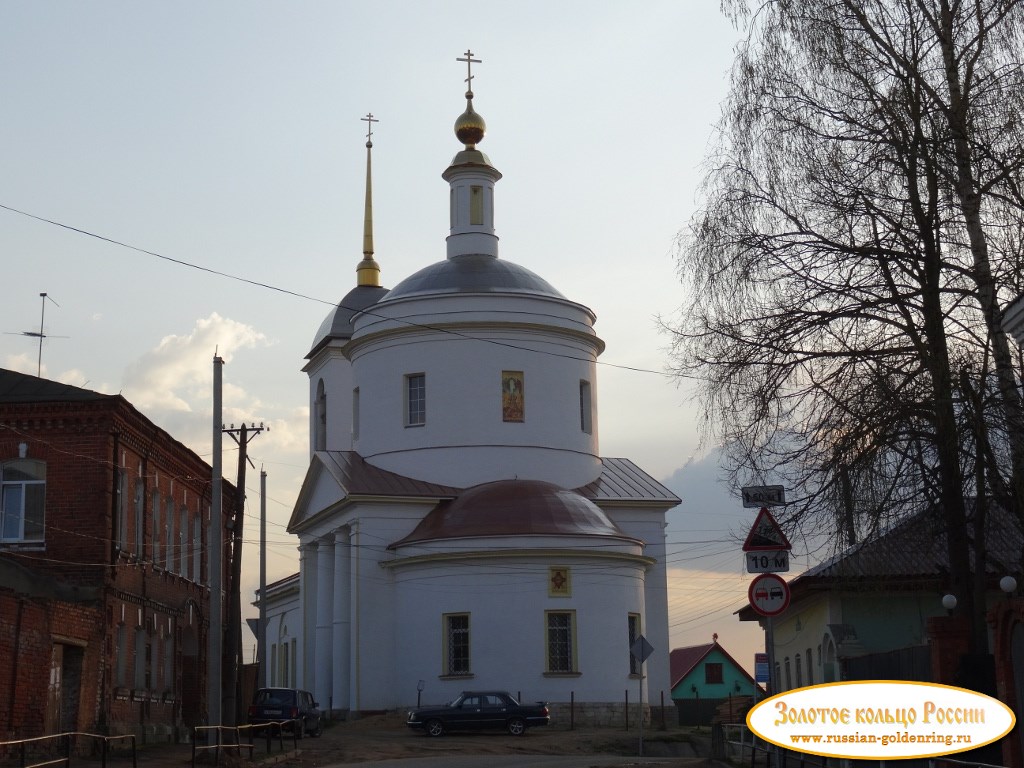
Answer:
742;507;792;551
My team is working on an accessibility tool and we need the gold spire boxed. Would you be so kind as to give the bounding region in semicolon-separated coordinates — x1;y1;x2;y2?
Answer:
454;50;486;149
356;112;381;287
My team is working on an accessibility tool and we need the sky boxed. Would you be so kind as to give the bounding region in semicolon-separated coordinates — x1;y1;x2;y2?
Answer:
0;1;783;679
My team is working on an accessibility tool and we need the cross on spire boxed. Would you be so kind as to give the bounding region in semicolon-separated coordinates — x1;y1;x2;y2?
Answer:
361;112;379;144
456;49;481;94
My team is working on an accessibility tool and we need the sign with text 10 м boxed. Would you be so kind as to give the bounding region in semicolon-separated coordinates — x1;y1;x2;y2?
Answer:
743;506;792;573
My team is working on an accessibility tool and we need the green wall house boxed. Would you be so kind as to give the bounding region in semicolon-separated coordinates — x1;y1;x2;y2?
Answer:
670;635;761;725
738;501;1022;694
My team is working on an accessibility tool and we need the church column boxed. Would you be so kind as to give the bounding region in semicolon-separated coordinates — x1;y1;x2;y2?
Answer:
315;535;335;712
349;520;361;712
332;528;351;714
298;541;318;692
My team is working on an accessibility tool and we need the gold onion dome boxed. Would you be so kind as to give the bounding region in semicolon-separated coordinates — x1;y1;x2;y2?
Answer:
455;92;486;148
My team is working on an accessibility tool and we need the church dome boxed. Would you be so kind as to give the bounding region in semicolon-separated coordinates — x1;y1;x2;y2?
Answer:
381;254;565;302
391;479;631;546
307;283;389;357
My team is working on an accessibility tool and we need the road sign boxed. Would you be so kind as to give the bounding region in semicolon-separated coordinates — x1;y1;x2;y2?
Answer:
742;507;792;551
745;549;790;573
748;573;791;617
630;635;654;664
741;485;786;508
754;653;769;683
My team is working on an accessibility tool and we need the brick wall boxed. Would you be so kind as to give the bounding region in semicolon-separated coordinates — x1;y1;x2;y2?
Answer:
1;393;235;741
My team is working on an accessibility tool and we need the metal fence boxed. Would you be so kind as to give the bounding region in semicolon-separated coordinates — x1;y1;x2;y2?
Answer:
0;733;136;768
190;722;299;768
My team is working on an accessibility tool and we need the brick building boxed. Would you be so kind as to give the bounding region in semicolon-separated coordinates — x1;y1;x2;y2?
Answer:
0;368;235;741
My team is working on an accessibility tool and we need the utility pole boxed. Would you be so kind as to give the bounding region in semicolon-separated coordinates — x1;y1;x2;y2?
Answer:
222;421;268;726
258;469;267;688
209;356;224;735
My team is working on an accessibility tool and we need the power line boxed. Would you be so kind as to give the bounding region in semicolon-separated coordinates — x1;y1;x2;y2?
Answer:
0;202;685;379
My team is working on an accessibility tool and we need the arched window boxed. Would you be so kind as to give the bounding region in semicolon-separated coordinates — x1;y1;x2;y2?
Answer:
315;379;327;451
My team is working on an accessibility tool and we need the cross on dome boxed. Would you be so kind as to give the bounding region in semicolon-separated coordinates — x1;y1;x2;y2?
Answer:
456;49;481;96
453;49;486;148
361;112;379;147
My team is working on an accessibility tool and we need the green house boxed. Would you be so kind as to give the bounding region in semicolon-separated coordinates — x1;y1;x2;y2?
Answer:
670;636;761;725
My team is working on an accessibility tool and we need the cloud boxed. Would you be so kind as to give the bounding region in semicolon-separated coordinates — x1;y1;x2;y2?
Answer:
122;312;267;413
116;313;295;464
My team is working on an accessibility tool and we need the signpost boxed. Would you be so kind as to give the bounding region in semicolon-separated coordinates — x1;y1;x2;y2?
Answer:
742;507;792;552
746;549;790;573
741;498;792;706
741;485;786;508
747;573;791;617
630;635;654;757
754;653;769;684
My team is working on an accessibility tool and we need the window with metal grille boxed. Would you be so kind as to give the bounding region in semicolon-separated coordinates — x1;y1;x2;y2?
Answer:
445;613;470;675
546;611;575;673
628;613;641;675
705;662;723;684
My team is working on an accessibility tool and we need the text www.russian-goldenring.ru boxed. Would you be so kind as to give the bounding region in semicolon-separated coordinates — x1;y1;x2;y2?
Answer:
789;732;972;748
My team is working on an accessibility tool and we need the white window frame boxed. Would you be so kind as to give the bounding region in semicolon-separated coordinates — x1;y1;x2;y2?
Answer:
1;459;46;543
405;373;426;427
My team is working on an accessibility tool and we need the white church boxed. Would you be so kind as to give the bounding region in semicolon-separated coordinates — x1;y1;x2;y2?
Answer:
260;55;680;722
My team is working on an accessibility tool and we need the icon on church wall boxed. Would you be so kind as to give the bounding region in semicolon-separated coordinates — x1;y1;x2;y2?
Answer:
549;566;571;597
502;371;524;422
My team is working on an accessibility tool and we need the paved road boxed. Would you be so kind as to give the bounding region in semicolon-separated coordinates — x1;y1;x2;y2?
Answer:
334;756;706;768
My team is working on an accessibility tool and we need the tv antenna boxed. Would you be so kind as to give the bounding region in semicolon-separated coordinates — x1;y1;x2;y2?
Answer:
4;293;68;377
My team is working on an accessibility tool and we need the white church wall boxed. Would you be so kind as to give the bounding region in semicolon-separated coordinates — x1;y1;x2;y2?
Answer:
349;326;602;488
390;551;649;710
304;345;354;455
603;506;673;697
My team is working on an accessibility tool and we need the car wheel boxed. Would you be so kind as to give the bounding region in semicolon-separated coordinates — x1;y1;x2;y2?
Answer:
425;719;444;737
310;716;323;737
507;717;526;736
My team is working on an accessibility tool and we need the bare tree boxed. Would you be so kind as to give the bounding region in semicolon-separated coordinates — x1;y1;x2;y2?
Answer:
668;0;1024;652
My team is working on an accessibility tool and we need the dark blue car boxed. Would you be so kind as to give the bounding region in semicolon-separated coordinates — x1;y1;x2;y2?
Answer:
407;690;550;737
248;687;322;738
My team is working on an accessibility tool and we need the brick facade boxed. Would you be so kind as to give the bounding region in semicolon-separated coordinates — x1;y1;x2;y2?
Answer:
0;371;236;741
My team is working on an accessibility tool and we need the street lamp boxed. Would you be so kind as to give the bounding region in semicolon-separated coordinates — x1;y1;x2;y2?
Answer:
1000;576;1017;594
941;594;957;611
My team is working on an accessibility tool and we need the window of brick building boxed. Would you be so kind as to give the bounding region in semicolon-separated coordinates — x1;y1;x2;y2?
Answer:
1;458;46;543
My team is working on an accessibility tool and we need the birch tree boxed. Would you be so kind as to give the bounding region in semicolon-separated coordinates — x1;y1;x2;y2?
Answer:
669;0;1024;651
